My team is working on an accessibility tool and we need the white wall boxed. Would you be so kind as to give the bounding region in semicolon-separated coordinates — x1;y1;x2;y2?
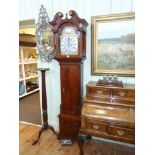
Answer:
19;0;135;130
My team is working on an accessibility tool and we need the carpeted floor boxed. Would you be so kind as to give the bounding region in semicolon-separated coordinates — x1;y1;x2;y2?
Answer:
83;139;134;155
19;91;41;125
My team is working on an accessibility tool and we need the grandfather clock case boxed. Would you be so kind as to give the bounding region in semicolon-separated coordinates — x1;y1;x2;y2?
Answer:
50;10;88;140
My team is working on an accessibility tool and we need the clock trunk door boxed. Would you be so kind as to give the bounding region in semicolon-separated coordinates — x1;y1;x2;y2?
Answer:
60;62;81;115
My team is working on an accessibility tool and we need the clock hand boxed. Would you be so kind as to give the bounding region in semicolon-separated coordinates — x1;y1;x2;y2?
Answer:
68;36;70;47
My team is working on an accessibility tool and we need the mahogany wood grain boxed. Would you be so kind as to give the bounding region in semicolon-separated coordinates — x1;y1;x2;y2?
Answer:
50;10;88;140
80;81;135;145
32;69;57;145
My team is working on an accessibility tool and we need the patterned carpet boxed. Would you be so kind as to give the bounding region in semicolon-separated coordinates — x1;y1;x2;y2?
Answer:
83;139;134;155
19;91;41;125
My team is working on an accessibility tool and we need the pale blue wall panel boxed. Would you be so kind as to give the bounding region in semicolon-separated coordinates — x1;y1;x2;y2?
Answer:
74;0;84;18
100;0;111;15
45;60;61;130
83;0;93;22
92;0;111;16
19;0;23;19
52;0;61;16
31;0;40;21
132;0;135;11
19;0;27;19
58;0;68;14
67;0;76;12
121;0;133;12
24;0;32;19
110;0;123;13
94;0;102;15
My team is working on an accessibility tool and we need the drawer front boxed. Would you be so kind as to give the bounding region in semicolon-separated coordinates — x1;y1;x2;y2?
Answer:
86;87;111;98
112;89;135;99
107;125;135;139
81;118;107;133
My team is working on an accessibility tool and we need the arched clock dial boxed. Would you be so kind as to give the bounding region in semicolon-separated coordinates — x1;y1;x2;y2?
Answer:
60;26;78;55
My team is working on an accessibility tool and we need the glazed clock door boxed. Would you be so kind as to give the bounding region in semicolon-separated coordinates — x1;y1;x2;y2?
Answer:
60;62;81;115
60;26;78;56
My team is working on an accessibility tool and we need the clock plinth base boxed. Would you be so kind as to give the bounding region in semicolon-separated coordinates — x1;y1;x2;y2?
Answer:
58;114;81;141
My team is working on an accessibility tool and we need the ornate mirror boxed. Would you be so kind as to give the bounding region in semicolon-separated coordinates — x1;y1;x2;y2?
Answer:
36;5;55;62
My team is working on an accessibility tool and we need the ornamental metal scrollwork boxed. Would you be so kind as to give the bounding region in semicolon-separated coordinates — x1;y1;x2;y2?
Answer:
36;5;55;62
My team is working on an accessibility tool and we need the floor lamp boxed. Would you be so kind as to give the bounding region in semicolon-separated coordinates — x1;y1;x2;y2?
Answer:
32;5;56;145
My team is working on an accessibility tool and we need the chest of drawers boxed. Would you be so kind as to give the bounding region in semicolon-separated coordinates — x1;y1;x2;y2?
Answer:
80;81;135;144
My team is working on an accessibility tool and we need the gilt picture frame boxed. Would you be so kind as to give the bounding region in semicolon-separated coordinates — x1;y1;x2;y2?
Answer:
91;12;135;76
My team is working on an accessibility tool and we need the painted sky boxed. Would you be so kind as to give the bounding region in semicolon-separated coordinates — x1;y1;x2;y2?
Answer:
98;20;135;39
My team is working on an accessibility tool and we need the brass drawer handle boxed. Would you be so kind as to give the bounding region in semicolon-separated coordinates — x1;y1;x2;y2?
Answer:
118;91;126;97
96;90;103;94
92;124;100;130
117;130;125;136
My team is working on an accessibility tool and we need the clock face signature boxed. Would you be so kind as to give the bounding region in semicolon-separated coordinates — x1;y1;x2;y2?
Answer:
60;26;78;55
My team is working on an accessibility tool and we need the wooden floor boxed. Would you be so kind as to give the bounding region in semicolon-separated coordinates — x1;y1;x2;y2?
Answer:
19;123;78;155
20;122;135;155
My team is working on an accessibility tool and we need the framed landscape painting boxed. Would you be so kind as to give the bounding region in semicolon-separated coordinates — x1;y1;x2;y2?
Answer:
91;12;135;76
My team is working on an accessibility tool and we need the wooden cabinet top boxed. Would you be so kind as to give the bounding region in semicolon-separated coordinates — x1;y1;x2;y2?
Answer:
87;81;135;90
86;81;135;103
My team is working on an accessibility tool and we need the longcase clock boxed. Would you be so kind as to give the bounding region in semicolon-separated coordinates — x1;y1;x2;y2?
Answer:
49;10;88;140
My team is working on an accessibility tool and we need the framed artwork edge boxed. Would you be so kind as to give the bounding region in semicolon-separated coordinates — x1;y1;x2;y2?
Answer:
91;12;135;77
